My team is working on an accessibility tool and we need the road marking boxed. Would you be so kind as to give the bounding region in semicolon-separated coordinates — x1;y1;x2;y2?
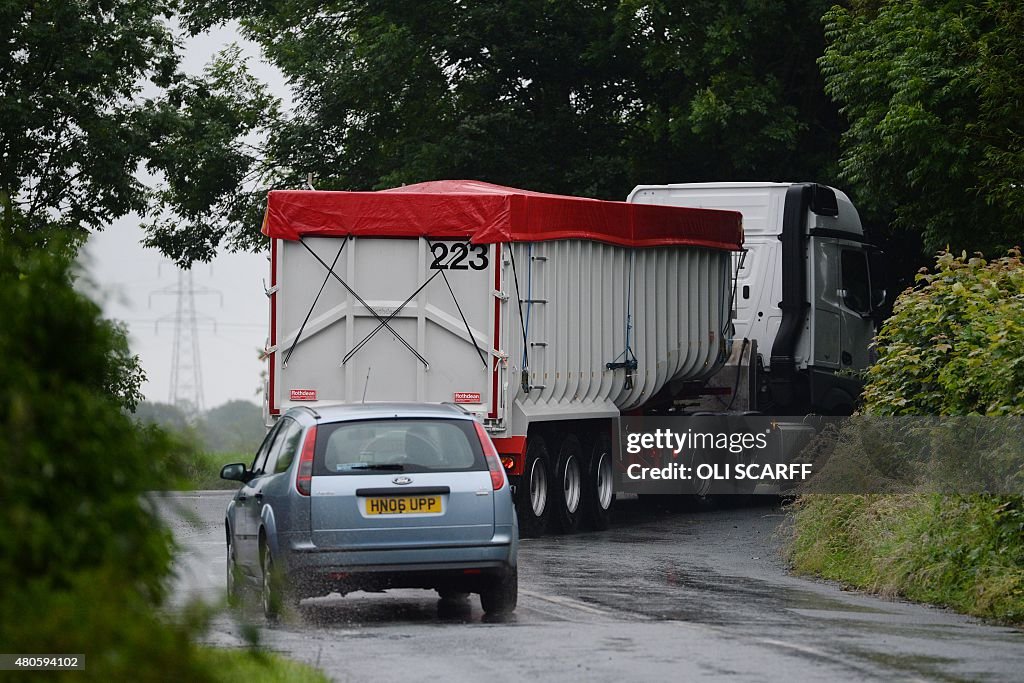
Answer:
519;590;652;621
757;638;833;658
517;601;577;623
755;637;927;681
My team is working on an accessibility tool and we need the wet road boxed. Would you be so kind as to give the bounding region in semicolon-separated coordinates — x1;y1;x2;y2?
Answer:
162;492;1024;682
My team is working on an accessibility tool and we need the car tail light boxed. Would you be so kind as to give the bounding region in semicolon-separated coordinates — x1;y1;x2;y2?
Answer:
474;421;506;491
296;425;317;496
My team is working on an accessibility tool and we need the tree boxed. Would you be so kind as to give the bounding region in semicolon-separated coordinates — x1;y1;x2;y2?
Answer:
0;0;276;267
142;45;280;264
136;399;266;454
0;232;215;679
820;0;1024;255
135;400;194;432
151;0;843;263
198;399;265;454
0;5;308;676
863;249;1024;416
0;0;176;238
621;0;842;185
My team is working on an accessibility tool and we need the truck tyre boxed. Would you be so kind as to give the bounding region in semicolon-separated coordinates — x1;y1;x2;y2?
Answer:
516;436;551;537
583;433;614;530
551;434;583;534
480;566;518;614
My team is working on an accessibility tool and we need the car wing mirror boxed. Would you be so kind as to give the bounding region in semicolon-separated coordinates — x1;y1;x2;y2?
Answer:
220;463;251;483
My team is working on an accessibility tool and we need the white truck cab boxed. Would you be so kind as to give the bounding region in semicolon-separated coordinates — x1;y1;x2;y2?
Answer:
628;182;882;415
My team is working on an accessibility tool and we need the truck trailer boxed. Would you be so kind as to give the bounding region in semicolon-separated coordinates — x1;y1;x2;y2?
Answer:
261;180;880;535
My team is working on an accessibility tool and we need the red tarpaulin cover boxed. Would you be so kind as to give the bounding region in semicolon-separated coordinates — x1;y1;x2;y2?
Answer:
262;180;743;251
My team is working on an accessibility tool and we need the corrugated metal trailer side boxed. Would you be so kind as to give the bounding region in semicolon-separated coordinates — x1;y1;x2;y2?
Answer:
502;240;732;428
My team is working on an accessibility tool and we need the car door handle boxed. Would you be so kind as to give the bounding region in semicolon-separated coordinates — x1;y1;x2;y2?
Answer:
237;494;248;503
255;493;264;504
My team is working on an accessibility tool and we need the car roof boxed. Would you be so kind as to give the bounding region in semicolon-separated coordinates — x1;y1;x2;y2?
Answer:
285;402;473;424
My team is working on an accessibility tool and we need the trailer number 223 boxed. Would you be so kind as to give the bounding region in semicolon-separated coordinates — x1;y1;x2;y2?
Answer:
429;242;489;271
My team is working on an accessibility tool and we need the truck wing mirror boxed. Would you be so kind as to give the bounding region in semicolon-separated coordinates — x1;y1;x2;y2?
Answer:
837;288;870;316
872;288;887;310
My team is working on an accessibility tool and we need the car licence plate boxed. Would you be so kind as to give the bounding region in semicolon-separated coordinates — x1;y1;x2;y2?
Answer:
365;495;443;515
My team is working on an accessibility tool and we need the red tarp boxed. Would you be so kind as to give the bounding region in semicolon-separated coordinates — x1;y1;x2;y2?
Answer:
262;180;743;251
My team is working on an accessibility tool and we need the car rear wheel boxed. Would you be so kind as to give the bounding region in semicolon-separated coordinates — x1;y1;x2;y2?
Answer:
480;566;518;614
515;436;550;537
551;434;583;534
261;543;290;621
437;589;470;601
226;540;247;607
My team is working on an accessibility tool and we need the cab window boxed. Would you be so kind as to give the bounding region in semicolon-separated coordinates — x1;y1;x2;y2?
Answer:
841;250;870;314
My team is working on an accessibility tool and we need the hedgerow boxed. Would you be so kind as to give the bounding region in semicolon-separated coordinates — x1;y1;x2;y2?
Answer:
863;249;1024;416
792;250;1024;624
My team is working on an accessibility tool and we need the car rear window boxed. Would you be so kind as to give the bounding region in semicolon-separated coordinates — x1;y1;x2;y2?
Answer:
313;418;485;475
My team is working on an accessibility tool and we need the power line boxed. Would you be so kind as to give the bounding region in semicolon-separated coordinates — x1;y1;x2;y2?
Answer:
120;319;263;330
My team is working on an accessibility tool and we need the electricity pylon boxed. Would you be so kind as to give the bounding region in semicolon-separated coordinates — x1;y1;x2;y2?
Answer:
151;268;221;414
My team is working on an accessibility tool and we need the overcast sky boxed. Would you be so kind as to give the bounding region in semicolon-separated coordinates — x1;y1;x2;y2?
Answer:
82;24;288;411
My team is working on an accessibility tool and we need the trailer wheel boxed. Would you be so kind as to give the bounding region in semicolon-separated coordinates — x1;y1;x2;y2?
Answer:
583;432;614;530
516;435;551;537
551;434;583;534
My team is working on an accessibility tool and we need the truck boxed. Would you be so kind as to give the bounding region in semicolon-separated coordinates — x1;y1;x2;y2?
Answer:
261;179;881;536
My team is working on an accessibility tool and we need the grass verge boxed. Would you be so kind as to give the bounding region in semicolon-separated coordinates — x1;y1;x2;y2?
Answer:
198;647;330;683
790;494;1024;625
176;450;249;490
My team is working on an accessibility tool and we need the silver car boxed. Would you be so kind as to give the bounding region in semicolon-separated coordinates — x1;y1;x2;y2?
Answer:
220;402;518;619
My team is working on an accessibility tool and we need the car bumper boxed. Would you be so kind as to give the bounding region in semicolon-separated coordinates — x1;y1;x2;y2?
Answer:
277;535;515;596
